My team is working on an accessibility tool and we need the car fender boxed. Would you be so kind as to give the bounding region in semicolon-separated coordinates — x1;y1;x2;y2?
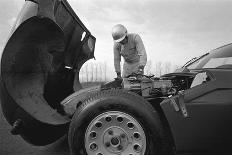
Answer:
61;86;101;116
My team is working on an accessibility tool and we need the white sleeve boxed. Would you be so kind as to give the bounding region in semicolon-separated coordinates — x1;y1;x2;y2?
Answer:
135;34;147;67
113;43;121;73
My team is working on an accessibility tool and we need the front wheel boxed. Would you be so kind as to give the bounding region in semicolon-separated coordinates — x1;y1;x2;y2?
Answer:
68;89;174;155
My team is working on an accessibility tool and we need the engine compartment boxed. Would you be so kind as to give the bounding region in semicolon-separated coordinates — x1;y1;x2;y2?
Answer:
121;72;196;99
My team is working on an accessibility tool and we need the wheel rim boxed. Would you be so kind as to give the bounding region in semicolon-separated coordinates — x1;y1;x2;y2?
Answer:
85;111;146;155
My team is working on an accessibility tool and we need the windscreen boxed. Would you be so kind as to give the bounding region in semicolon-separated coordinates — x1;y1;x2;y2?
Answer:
187;44;232;69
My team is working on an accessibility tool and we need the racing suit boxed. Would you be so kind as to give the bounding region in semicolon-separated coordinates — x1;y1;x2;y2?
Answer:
114;33;147;77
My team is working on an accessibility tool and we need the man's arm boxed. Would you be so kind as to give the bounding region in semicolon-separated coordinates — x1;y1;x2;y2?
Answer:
114;43;121;76
135;34;147;68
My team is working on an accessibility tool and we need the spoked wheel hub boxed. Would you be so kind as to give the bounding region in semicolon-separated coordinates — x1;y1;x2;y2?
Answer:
85;111;146;155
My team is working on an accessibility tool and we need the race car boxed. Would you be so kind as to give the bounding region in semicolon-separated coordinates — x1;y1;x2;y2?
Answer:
1;0;232;155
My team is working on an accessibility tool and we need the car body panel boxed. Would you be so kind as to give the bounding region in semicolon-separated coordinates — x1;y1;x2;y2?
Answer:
61;86;101;116
0;0;95;145
161;69;232;151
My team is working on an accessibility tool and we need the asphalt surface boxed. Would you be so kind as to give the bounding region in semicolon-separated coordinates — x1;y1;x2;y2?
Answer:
0;105;70;155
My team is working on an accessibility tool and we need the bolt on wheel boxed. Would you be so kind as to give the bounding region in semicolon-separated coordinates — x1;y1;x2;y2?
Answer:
85;111;146;155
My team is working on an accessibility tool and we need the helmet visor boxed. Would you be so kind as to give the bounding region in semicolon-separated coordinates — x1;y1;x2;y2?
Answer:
114;34;126;43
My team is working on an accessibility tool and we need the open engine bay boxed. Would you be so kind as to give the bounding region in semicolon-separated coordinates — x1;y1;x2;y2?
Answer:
121;73;196;99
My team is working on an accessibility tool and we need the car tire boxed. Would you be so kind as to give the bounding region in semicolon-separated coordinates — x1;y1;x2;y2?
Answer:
68;89;174;155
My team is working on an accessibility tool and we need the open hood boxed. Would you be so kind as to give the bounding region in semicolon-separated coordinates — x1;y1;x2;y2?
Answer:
0;0;95;145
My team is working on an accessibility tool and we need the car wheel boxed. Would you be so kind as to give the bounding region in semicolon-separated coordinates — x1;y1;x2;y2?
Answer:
68;89;174;155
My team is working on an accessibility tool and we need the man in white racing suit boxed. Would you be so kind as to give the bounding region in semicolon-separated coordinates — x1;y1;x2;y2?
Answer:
112;24;147;78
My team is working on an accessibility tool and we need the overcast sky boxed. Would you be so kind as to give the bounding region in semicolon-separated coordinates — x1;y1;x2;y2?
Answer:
1;0;232;75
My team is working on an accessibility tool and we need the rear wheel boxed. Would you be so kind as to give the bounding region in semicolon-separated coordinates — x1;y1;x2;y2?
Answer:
68;89;174;155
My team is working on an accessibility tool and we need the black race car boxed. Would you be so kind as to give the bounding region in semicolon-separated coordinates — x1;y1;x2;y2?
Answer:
1;0;232;155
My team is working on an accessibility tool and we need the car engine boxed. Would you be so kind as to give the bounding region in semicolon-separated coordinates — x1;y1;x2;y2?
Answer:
122;73;195;99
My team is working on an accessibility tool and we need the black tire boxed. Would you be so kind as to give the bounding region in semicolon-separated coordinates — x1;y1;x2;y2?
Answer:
68;89;174;155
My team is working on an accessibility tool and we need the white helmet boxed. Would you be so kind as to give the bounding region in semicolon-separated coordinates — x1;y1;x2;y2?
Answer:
112;24;127;42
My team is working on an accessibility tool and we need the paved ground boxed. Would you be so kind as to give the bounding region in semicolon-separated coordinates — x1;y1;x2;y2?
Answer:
0;105;70;155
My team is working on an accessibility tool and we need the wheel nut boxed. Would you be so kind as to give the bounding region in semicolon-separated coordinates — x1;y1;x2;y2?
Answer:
117;145;123;150
121;134;126;139
90;143;98;151
108;130;113;135
111;137;120;146
105;142;110;147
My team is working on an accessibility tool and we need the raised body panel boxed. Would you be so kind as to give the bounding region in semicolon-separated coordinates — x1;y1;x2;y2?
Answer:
0;0;95;145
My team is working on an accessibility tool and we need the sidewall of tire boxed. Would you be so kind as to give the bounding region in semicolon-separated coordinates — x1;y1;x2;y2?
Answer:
68;91;171;155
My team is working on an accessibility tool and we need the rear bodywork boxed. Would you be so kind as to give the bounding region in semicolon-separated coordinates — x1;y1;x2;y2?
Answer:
0;0;95;145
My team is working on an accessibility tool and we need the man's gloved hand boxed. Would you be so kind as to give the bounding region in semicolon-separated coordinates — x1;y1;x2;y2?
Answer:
116;72;122;80
137;66;144;75
135;66;144;80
